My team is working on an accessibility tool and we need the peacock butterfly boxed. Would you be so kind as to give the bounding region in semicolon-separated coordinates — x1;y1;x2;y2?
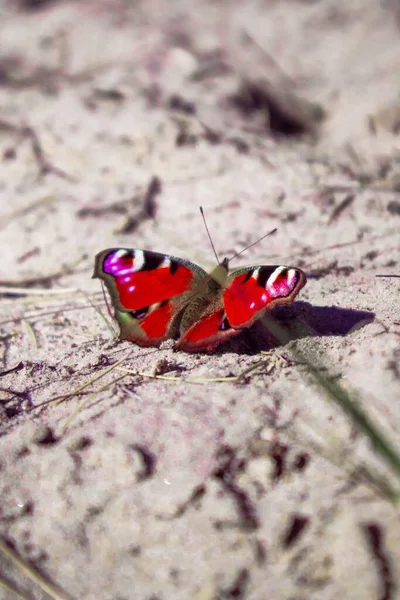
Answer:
93;243;306;352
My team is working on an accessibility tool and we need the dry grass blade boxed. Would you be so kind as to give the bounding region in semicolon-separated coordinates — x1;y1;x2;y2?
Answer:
0;574;32;600
117;359;272;384
228;30;325;135
23;320;38;349
25;358;127;414
118;367;237;383
236;359;274;380
0;302;104;328
0;195;55;230
355;465;400;502
61;373;128;434
0;539;73;600
0;286;80;296
0;255;86;289
299;417;399;502
79;289;117;338
25;391;88;413
261;315;400;490
55;358;126;408
0;290;96;308
307;360;400;484
0;362;24;378
327;194;355;225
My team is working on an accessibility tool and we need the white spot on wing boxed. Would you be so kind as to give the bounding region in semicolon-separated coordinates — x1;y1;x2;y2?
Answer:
132;249;145;272
287;269;297;288
266;266;285;288
267;266;286;298
111;249;127;263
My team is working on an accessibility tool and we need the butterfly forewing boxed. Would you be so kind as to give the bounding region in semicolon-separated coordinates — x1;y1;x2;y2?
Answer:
94;249;202;310
176;306;242;352
93;248;208;346
224;265;306;328
114;301;175;346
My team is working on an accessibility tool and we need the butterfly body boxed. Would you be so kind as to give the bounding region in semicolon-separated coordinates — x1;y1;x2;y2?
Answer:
93;248;306;352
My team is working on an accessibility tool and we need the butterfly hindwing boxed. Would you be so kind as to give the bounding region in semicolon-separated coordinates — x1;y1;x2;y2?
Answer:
176;306;241;352
112;300;175;346
94;248;199;310
223;265;306;328
93;248;208;346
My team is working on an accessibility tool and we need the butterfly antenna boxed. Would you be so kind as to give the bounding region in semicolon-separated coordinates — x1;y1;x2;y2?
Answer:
229;228;278;262
200;206;220;264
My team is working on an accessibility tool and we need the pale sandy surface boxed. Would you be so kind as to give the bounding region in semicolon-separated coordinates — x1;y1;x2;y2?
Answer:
0;1;400;599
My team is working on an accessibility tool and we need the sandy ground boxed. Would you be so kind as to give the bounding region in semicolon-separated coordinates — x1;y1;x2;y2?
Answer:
0;1;400;599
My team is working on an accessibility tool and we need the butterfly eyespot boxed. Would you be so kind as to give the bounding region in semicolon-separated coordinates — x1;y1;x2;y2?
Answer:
129;307;149;320
219;316;232;331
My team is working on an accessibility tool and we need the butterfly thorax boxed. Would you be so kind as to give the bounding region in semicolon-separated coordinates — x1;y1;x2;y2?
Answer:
208;258;230;289
177;259;229;335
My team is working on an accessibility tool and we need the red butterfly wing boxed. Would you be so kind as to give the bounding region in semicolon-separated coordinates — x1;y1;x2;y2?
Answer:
93;248;207;346
114;300;175;346
224;265;306;328
96;249;195;310
176;307;241;352
178;265;306;351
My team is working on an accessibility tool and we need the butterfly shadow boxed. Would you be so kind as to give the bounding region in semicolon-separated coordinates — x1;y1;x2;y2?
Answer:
219;302;376;355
